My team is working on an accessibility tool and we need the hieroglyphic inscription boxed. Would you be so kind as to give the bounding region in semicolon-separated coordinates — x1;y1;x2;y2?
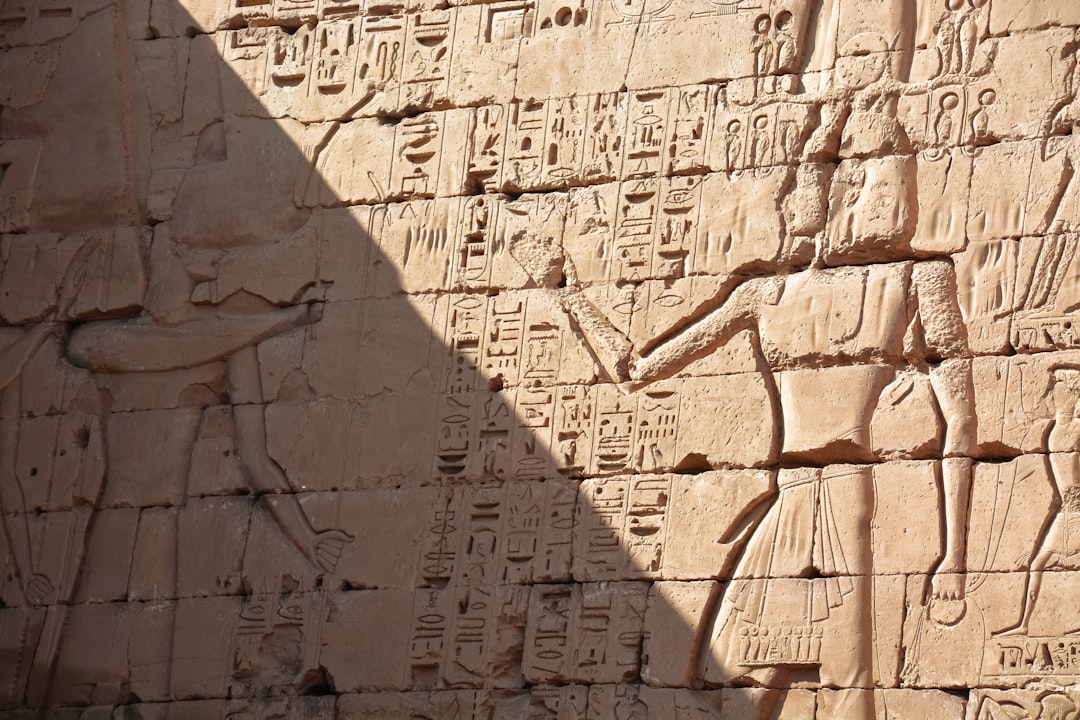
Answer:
523;582;648;684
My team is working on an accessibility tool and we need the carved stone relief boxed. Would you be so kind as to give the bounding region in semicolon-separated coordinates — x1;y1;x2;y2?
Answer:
7;0;1080;718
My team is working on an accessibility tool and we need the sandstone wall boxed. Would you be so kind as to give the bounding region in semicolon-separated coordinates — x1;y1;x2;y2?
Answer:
3;0;1080;717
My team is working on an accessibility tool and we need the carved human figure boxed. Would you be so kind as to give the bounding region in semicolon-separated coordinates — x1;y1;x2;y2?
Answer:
936;0;988;76
1045;144;1080;239
749;113;771;166
636;261;973;719
518;31;977;720
751;14;776;96
934;92;959;145
968;88;994;144
1014;38;1080;339
65;234;352;575
1051;29;1080;134
723;119;743;171
772;11;797;73
996;368;1080;637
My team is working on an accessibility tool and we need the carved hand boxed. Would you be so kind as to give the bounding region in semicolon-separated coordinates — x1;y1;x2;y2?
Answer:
308;528;354;574
305;300;325;325
22;573;54;605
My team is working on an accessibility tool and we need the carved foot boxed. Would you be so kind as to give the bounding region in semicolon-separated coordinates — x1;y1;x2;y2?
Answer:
931;571;966;601
991;624;1029;638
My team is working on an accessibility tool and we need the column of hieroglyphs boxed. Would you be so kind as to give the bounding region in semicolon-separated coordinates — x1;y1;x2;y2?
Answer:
6;0;1080;716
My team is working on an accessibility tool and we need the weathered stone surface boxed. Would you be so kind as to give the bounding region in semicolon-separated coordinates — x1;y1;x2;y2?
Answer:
10;0;1080;717
523;581;647;685
641;580;717;687
574;470;774;581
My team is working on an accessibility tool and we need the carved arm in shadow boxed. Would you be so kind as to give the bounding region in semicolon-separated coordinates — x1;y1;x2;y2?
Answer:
0;325;57;604
64;235;352;575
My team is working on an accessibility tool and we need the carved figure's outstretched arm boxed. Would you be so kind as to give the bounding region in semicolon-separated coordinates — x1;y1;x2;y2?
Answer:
67;303;322;373
554;275;774;387
630;277;776;384
508;244;635;383
67;230;325;373
556;287;634;383
0;380;55;604
229;345;352;575
508;235;773;386
0;329;57;604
